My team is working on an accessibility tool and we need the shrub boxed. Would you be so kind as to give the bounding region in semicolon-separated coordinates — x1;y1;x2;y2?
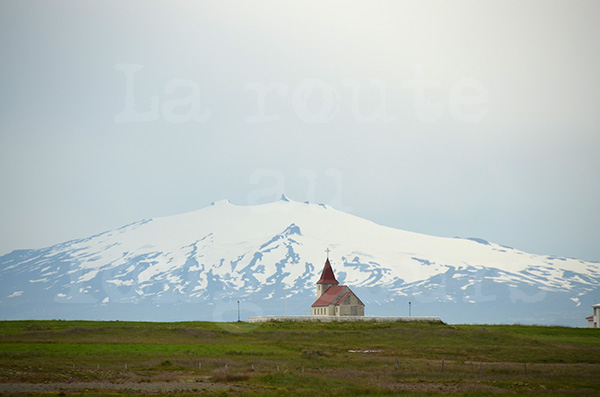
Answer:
302;349;324;358
210;368;249;383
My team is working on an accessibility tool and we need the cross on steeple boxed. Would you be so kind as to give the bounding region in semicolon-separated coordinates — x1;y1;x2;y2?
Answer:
325;247;331;259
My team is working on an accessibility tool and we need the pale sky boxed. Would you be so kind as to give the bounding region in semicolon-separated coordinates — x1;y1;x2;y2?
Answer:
1;0;599;261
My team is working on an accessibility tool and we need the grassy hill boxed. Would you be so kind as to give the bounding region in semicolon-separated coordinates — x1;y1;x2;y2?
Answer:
1;320;599;395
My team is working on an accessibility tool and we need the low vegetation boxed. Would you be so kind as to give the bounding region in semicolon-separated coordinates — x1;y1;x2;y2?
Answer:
0;320;599;395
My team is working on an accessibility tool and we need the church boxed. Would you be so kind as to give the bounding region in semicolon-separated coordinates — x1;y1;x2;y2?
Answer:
311;254;365;317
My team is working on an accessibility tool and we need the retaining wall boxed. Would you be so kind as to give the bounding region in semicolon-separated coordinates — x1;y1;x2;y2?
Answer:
248;315;442;323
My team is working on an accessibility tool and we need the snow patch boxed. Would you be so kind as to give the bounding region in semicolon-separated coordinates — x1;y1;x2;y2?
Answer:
570;297;581;307
106;279;134;287
78;271;98;283
29;278;49;283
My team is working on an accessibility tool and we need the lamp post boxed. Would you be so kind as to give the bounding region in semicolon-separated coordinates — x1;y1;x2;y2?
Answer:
409;301;412;317
237;300;240;322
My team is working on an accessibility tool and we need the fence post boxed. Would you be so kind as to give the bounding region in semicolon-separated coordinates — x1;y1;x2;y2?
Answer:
524;363;527;374
396;357;400;370
441;359;444;373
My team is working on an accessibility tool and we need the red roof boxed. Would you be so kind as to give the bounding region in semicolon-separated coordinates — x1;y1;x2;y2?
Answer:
586;316;594;320
312;285;346;307
317;258;339;285
336;291;351;305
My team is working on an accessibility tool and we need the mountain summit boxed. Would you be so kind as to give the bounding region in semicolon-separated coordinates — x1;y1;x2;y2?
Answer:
1;198;598;325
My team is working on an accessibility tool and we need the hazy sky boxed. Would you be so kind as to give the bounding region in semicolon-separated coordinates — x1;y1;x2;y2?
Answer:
1;0;599;261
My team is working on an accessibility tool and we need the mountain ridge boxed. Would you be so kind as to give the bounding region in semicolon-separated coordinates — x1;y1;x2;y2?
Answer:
1;197;598;326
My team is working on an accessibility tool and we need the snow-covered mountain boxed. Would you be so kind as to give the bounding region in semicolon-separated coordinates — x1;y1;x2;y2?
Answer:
1;196;599;326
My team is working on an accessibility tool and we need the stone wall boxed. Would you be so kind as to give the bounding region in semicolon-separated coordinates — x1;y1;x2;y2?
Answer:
248;315;442;323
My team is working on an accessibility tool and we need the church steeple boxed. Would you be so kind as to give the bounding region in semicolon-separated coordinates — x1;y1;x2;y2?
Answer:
316;252;339;298
317;258;338;285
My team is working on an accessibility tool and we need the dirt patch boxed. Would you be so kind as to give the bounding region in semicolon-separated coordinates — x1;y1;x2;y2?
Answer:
0;381;253;394
381;381;506;394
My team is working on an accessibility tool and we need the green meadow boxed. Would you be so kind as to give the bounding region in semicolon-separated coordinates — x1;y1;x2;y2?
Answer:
1;320;599;395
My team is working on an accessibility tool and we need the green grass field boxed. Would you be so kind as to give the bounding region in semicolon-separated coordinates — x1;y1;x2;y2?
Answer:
1;320;599;395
